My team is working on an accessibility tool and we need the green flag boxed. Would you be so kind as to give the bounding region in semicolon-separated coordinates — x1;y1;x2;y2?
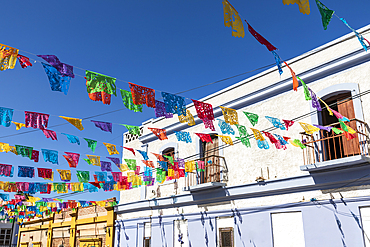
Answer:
315;0;334;30
243;112;259;126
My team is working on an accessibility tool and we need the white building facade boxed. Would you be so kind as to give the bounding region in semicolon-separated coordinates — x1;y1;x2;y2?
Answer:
115;24;370;247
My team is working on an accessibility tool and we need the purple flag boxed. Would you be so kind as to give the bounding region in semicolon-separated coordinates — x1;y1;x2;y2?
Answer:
107;157;120;169
101;161;112;172
155;100;173;118
37;55;75;78
308;88;322;111
91;120;112;133
313;124;332;132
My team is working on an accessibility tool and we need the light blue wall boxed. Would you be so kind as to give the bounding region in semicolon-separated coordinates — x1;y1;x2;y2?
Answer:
115;197;370;247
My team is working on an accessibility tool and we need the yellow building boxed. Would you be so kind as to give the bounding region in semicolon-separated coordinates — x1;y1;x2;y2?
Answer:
17;204;115;247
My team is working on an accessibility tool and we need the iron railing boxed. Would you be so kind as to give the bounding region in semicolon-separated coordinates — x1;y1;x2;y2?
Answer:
185;155;228;188
301;119;370;166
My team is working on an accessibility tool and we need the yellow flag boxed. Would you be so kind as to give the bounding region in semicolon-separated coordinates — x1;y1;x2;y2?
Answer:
250;128;265;141
282;0;310;15
120;164;129;172
103;143;119;155
347;126;356;135
87;155;101;166
57;169;71;181
0;44;19;71
178;110;195;126
299;122;320;135
12;121;26;131
220;106;239;125
318;98;333;116
185;161;196;173
0;143;11;153
217;135;234;145
127;171;135;182
223;0;245;38
60;116;84;130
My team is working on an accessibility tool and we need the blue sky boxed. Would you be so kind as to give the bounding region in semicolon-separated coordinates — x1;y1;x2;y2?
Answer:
0;0;369;202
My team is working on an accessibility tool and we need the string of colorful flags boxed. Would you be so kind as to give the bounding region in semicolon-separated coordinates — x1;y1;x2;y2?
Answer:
281;0;370;49
0;0;366;205
0;196;117;223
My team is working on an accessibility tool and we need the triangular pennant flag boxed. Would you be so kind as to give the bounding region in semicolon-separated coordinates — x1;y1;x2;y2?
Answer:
148;127;168;140
283;0;310;15
222;0;245;38
319;98;333;116
17;54;32;69
86;70;117;105
265;116;286;130
151;153;165;161
0;44;19;71
219;106;239;125
195;133;213;143
123;147;136;155
120;89;143;112
315;0;334;30
121;124;141;136
60;116;84;130
41;63;71;95
217;135;234;145
299;122;320;135
161;92;186;116
178;110;196;126
137;150;149;160
272;51;283;75
250;128;265;141
103;143;119;155
243;112;259;126
25;111;49;129
192;99;215;131
91;120;112;133
283;62;299;91
308;87;322;111
296;76;311;101
246;22;277;51
86;155;101;166
61;133;80;145
57;169;71;182
282;120;295;130
107;157;120;169
340;18;370;52
38;55;74;78
84;138;97;152
42;129;57;140
12;121;25;131
63;152;80;168
128;82;156;108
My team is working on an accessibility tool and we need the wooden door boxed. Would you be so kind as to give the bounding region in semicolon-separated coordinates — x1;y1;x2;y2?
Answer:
337;97;360;156
204;134;219;183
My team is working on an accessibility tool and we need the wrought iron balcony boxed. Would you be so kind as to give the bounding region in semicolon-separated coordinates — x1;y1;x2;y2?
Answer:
300;119;370;171
184;155;228;191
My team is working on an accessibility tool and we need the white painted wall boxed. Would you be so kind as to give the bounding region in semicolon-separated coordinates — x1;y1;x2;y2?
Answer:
271;212;305;247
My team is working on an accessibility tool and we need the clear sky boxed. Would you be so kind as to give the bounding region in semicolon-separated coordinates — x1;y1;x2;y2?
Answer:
0;0;369;202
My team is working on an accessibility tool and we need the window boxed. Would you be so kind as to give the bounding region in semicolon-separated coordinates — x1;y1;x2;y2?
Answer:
217;217;234;247
359;207;370;247
143;222;151;247
219;228;234;247
0;228;12;245
174;220;188;247
320;92;360;160
200;134;220;183
271;212;305;247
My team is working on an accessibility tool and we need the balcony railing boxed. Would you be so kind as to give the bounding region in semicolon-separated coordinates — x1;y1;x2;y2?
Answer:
184;155;228;188
301;119;370;166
